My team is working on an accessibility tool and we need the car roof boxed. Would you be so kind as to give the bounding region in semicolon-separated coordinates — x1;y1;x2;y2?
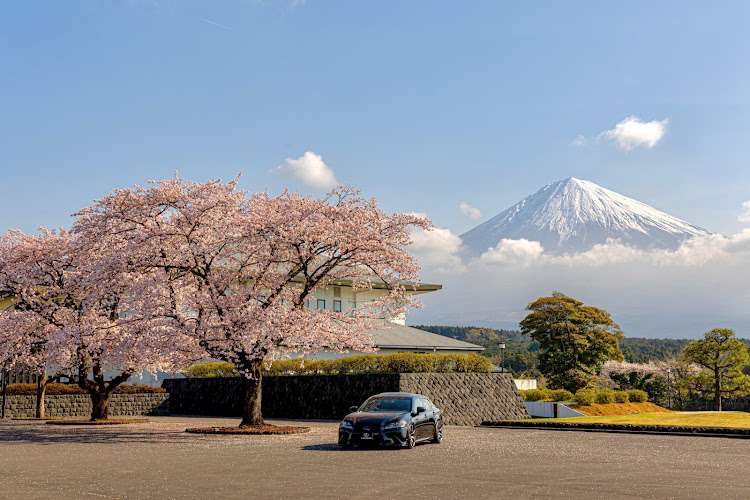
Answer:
370;392;423;398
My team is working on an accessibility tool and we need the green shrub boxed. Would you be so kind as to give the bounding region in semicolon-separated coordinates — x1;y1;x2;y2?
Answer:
433;354;458;373
539;388;554;400
336;354;378;373
521;389;547;401
5;383;87;395
459;353;493;373
626;389;648;403
380;352;433;373
317;359;339;375
184;361;238;378
574;389;596;405
549;389;575;402
613;390;630;403
187;352;495;378
595;388;617;404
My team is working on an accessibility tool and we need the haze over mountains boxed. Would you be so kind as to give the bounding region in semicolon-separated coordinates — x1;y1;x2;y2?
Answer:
460;177;714;256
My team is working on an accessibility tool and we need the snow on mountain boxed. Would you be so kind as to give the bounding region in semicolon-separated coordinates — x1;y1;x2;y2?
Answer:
460;177;713;256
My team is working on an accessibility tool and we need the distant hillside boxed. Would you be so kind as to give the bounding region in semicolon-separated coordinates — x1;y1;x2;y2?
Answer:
413;325;539;374
413;325;750;374
619;338;691;363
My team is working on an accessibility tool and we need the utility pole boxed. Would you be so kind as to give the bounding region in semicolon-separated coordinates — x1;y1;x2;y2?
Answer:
498;342;506;373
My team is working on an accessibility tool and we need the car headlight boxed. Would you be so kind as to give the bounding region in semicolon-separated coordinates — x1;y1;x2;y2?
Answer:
340;421;353;430
384;419;407;430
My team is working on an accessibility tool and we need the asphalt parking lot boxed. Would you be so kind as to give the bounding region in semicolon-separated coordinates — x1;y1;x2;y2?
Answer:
1;417;748;499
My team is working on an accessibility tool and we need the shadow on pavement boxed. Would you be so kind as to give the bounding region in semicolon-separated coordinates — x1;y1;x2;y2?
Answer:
0;422;191;445
300;442;400;452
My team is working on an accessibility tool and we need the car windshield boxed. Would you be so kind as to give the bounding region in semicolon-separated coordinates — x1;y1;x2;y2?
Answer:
359;397;412;413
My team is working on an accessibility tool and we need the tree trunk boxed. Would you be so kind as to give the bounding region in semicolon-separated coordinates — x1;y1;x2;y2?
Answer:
239;359;264;428
715;370;722;412
36;373;47;419
90;391;110;421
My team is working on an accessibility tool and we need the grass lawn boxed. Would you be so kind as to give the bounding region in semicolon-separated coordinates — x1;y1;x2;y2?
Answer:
533;412;750;429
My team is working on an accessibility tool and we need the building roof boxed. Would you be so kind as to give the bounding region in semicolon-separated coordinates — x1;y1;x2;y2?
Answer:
367;321;484;352
288;275;442;294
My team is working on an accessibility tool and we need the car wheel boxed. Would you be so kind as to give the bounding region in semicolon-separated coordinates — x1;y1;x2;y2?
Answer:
406;424;416;449
338;435;352;449
432;419;443;444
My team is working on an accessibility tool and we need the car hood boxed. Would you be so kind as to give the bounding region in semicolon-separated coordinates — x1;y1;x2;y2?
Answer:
345;411;408;426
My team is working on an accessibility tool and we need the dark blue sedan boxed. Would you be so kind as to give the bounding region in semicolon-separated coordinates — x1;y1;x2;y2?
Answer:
338;392;443;449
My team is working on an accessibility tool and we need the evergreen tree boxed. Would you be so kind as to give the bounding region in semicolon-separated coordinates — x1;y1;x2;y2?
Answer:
520;292;624;392
682;328;750;411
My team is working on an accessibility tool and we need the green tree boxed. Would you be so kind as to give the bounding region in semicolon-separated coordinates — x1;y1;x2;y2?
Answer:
609;370;655;392
682;328;750;411
519;292;625;392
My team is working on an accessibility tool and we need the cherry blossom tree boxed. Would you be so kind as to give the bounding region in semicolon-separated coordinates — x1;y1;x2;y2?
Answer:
0;229;77;417
0;228;199;420
74;176;429;428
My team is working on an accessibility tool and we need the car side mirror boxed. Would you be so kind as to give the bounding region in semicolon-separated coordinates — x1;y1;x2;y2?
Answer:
416;406;426;415
349;406;359;413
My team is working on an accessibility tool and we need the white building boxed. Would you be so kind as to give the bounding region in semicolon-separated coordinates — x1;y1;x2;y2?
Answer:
306;279;484;357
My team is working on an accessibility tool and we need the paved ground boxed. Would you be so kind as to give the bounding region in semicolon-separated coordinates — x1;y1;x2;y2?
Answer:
1;416;749;499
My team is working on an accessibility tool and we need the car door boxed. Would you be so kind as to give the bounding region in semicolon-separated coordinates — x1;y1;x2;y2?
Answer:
421;398;437;438
414;397;432;439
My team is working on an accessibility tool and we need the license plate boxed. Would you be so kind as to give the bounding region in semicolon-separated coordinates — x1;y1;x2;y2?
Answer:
361;433;373;440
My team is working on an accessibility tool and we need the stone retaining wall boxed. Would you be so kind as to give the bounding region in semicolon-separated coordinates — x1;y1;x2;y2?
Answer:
163;373;529;425
399;373;530;425
1;393;169;418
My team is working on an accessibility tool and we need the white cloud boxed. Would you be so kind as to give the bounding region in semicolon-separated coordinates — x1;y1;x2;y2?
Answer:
409;231;750;338
277;152;337;189
603;116;668;151
410;227;466;273
572;134;587;147
478;239;544;267
407;211;429;220
459;202;482;220
739;201;750;224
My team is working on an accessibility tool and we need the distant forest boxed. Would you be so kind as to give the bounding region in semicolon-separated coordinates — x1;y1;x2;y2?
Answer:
413;325;750;375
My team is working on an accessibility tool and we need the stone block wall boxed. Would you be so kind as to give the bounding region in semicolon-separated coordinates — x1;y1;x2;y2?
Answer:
163;374;401;419
398;373;529;425
163;373;529;425
1;393;169;418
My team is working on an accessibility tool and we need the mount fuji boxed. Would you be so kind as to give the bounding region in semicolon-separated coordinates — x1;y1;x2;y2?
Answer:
460;177;714;256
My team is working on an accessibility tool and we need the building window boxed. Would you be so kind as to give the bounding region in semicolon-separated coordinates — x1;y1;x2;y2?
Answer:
317;299;326;310
333;300;341;312
334;286;341;298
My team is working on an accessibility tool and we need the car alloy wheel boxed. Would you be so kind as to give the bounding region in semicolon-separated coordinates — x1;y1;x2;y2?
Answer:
433;419;443;444
338;435;352;449
406;424;416;449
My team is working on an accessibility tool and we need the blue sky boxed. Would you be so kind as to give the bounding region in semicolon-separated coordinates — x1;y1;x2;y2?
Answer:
2;1;750;336
2;1;749;235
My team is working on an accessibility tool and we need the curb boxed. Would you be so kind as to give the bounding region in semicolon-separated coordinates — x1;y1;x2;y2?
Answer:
481;421;750;439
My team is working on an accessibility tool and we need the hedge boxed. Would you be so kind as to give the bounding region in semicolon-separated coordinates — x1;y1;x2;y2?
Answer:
613;390;630;403
574;389;596;405
520;389;575;402
594;389;617;404
521;389;546;401
626;389;648;403
3;383;166;395
184;352;493;378
548;389;574;402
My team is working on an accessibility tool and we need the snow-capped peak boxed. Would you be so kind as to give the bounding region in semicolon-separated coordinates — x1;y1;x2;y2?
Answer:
460;177;713;256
